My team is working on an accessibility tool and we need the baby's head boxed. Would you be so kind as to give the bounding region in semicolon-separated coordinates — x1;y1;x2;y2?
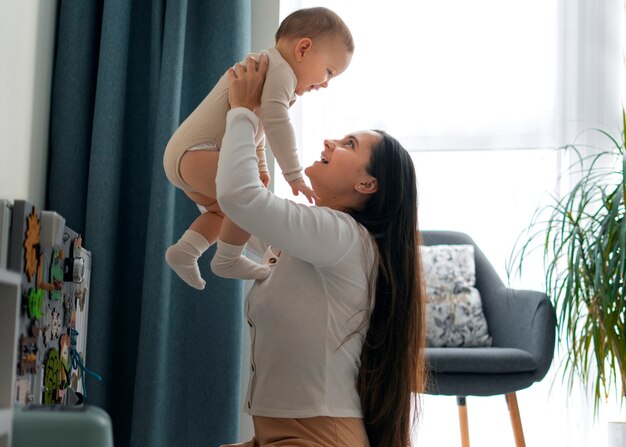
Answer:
275;7;354;96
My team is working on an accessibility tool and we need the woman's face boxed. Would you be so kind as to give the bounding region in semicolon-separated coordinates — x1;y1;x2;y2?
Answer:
304;130;380;211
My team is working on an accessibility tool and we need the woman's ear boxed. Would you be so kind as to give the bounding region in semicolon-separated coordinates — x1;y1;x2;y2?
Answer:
355;179;378;194
294;38;313;61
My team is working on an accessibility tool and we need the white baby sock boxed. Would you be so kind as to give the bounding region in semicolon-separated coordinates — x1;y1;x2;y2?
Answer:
210;239;271;281
165;229;210;290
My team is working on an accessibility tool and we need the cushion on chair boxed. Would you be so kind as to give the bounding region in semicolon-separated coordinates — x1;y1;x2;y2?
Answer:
425;347;538;373
421;244;492;347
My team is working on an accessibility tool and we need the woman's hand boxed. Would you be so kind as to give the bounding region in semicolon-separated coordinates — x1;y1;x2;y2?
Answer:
227;53;269;112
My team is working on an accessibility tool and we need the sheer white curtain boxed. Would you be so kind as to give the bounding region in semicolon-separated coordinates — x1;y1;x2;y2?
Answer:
282;0;558;149
272;1;624;446
276;0;563;289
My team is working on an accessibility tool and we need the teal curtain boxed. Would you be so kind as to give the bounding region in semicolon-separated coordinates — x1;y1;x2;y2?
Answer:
47;1;250;446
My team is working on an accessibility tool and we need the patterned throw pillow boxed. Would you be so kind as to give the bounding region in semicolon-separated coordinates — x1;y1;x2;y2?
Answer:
421;244;492;347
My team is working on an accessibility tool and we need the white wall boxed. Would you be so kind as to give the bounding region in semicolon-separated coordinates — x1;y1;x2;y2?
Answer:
0;0;57;210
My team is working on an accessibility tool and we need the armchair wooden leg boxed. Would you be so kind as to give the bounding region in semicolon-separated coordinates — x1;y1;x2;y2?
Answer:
505;393;526;447
456;396;470;447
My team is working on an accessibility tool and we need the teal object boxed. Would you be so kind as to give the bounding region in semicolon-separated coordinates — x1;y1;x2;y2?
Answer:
12;405;113;447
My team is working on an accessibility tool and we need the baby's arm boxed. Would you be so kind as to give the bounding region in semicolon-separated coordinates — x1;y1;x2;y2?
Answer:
256;135;270;187
259;63;317;201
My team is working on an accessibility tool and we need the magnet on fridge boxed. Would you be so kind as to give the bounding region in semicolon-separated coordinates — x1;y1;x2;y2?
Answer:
47;250;64;300
15;377;32;405
43;348;62;404
19;335;38;375
27;288;44;320
40;211;65;249
23;206;40;281
63;257;85;283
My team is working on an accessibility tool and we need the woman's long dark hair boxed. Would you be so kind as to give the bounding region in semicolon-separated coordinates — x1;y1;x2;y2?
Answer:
349;131;426;447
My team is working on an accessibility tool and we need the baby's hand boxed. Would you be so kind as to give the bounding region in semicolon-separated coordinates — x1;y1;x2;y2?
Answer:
259;171;271;188
289;178;319;204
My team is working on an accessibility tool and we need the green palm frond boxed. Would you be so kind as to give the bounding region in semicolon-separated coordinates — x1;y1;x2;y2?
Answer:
508;114;626;415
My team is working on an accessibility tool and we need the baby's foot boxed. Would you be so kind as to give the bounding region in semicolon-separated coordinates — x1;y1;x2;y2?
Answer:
211;254;271;280
165;230;209;290
210;239;270;281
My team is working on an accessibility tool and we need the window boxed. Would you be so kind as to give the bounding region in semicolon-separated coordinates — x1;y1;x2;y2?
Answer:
276;0;563;288
281;0;558;152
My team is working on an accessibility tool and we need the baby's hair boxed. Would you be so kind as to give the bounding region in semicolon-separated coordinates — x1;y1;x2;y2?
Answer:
275;7;354;53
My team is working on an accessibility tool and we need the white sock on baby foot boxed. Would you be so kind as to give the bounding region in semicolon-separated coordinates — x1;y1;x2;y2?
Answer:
210;239;271;280
165;230;210;290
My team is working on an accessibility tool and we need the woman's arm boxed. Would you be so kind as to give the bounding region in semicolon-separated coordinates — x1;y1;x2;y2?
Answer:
217;107;360;268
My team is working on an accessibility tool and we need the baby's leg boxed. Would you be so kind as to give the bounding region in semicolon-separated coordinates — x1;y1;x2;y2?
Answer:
172;150;267;282
178;150;219;199
165;149;220;289
166;194;222;290
210;217;270;281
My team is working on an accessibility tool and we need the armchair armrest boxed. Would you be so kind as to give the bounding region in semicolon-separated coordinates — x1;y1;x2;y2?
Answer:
480;285;556;378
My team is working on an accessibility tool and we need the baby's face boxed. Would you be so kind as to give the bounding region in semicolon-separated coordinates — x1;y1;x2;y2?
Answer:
293;36;352;96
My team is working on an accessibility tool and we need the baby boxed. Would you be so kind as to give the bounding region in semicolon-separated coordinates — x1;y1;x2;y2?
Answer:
163;7;354;289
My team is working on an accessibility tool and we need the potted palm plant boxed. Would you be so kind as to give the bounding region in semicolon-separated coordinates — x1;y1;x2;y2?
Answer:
507;111;626;445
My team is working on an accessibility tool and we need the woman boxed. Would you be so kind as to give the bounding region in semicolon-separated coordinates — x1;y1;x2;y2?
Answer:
216;54;426;447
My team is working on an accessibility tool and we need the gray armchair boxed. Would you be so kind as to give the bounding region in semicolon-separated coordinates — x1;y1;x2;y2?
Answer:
421;231;556;447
